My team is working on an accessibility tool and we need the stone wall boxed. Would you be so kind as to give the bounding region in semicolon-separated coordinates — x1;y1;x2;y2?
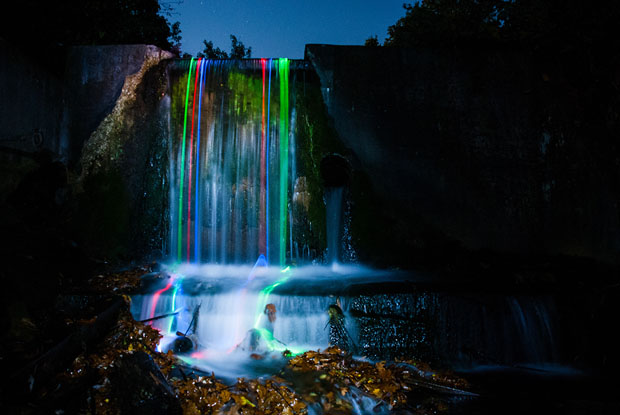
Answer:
305;44;620;270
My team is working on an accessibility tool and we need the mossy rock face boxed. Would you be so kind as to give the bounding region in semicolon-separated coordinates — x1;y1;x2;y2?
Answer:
293;71;348;260
293;68;391;264
74;49;172;263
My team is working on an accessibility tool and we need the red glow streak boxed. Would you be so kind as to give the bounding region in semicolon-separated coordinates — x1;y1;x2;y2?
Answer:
149;279;174;321
187;58;202;262
259;59;267;254
190;350;208;359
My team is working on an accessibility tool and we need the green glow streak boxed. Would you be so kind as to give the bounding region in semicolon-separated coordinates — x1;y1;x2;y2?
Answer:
253;266;291;329
278;58;290;265
177;58;195;262
167;284;180;333
252;267;304;356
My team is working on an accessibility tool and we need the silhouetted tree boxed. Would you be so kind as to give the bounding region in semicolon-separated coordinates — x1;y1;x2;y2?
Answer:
385;0;504;48
384;0;620;53
364;35;381;47
197;35;252;59
197;40;229;59
169;21;183;55
229;35;252;59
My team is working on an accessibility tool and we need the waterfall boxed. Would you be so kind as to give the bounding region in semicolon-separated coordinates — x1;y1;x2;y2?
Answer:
168;58;296;266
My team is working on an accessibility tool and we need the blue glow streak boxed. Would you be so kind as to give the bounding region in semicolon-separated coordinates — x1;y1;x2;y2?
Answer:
242;254;268;289
194;59;208;262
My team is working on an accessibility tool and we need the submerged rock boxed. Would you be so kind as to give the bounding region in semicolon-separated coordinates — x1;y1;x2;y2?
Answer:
169;335;193;353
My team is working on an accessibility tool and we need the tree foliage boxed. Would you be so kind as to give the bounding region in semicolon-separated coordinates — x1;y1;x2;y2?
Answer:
385;0;503;47
197;35;252;59
2;0;180;51
229;35;252;59
198;40;229;59
364;35;381;47
384;0;620;52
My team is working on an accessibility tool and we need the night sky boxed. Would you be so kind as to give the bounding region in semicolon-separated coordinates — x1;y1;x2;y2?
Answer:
171;0;407;58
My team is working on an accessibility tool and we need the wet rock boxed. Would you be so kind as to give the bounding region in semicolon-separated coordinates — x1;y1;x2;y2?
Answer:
327;304;350;352
112;351;182;415
169;335;193;353
349;293;434;360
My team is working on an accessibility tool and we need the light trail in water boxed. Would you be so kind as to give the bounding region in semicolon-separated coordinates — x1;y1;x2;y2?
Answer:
177;58;195;262
251;266;304;355
187;58;202;262
149;278;175;321
253;265;290;329
167;275;182;333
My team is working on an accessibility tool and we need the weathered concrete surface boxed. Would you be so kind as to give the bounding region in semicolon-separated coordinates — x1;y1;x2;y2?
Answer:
306;44;620;269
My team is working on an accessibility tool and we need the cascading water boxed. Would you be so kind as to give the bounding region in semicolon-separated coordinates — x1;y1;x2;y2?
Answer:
168;58;295;265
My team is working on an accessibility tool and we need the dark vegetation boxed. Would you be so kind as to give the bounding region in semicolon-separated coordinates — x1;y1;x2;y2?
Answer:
195;35;253;59
378;0;620;53
1;0;181;52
